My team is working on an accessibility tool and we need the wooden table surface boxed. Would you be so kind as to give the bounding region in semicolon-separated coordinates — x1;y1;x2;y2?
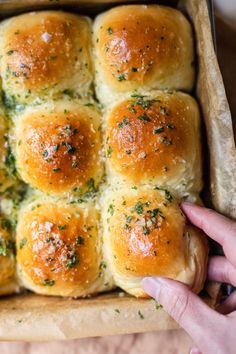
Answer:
0;13;235;354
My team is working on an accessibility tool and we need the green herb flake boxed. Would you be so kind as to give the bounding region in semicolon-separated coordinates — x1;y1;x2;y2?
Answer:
126;215;132;223
154;127;164;134
114;309;120;314
162;136;173;145
43;279;55;286
108;204;114;215
135;202;143;215
99;261;107;269
131;67;138;72
143;226;150;235
72;162;78;168
155;303;163;310
86;178;96;192
107;145;113;157
118;117;129;129
107;27;113;34
19;238;27;250
138;115;151;122
117;74;126;81
138;310;144;319
167;123;175;130
76;236;84;245
42;150;48;157
66;252;78;269
160;106;169;116
7;50;16;56
58;225;66;230
53;144;59;151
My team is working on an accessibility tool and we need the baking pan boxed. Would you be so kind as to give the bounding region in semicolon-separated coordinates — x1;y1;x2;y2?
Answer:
0;0;234;341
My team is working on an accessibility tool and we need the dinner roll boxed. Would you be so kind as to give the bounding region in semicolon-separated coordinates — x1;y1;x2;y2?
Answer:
0;11;93;105
14;100;103;195
16;198;113;296
0;109;16;193
105;91;202;196
102;186;208;297
0;218;19;295
93;5;194;106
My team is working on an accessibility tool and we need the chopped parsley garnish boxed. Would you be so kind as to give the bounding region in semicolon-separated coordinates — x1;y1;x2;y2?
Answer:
138;310;144;319
42;150;48;157
99;261;107;269
107;145;113;157
107;27;113;34
76;236;84;245
65;143;76;154
19;238;27;250
118;117;129;129
154;187;173;202
62;89;74;98
167;123;175;130
108;204;114;215
43;279;55;286
135;202;143;214
58;225;66;230
143;226;150;235
66;252;78;269
131;67;138;72
7;50;16;56
117;74;126;81
5;146;17;176
154;127;164;134
162;136;173;145
155;303;163;310
72;162;78;168
53;167;61;172
138;115;151;122
160;106;169;116
126;215;132;223
86;178;96;192
114;309;120;314
53;144;59;151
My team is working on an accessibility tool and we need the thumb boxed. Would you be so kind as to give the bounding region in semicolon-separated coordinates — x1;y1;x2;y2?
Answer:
142;277;222;343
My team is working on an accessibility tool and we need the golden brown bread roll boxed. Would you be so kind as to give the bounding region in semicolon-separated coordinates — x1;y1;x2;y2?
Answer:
0;5;207;299
16;197;114;296
13;100;103;195
93;5;194;106
0;11;93;105
105;91;202;197
0;218;19;295
102;186;208;297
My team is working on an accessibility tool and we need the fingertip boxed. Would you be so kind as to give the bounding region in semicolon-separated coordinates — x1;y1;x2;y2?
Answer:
141;277;161;299
180;201;199;215
190;348;202;354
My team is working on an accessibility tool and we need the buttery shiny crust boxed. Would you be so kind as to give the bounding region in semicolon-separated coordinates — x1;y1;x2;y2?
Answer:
93;5;194;105
102;186;208;297
106;91;202;196
0;6;208;299
14;101;103;195
16;198;113;296
0;218;19;295
0;11;93;104
0;110;15;193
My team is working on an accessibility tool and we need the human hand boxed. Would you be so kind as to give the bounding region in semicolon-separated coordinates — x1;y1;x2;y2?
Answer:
142;202;236;354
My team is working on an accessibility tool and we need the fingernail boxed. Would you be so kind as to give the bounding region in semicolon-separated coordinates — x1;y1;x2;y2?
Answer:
141;277;161;299
181;201;194;208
